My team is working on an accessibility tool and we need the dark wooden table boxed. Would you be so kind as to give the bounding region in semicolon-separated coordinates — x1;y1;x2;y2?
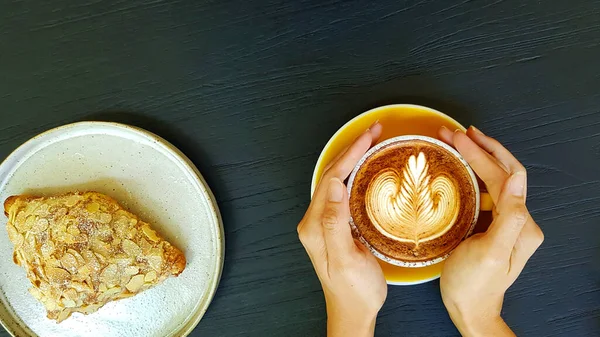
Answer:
1;1;599;336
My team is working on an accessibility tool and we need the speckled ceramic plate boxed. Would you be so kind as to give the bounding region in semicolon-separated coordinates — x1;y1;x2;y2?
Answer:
0;122;224;337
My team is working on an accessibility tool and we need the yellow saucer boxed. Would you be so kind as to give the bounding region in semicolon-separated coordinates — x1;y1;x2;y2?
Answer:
311;104;466;285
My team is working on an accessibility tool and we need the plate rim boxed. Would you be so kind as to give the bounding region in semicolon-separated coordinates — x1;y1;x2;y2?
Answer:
0;121;225;337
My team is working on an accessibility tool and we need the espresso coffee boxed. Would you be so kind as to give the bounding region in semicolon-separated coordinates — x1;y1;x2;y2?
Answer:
348;137;478;266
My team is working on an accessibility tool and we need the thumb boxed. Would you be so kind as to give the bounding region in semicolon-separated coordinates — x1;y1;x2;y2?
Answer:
486;171;529;254
321;178;355;260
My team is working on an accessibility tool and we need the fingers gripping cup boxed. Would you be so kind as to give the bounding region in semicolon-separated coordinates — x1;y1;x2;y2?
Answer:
312;104;494;284
347;136;480;267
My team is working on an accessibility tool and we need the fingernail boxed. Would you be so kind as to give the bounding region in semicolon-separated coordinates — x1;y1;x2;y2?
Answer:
509;172;526;197
441;126;448;131
471;125;484;135
366;120;380;133
328;178;344;202
454;128;461;133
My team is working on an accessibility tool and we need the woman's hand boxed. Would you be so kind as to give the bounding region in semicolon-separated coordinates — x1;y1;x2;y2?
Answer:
297;122;387;337
438;126;545;337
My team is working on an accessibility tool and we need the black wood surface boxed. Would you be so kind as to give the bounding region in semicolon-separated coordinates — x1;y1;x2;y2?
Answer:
1;1;599;336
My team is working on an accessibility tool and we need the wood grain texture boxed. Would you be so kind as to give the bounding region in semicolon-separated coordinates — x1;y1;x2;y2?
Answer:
1;0;599;336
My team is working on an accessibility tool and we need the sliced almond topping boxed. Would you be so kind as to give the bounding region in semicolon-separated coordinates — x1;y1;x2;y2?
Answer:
64;289;78;301
30;218;49;234
120;274;132;286
115;255;134;267
80;304;101;314
52;224;68;242
60;253;79;274
125;275;144;293
6;224;24;247
55;207;68;218
94;252;107;264
142;225;160;242
62;298;77;308
67;224;80;236
144;271;157;283
122;239;142;257
65;195;82;207
72;233;88;243
97;225;113;240
113;237;122;247
46;256;61;268
77;265;91;277
72;281;92;293
33;204;50;216
29;287;43;300
67;249;86;266
57;309;70;322
86;202;100;213
91;239;111;257
105;286;121;297
147;255;163;271
113;217;129;237
117;292;135;299
40;241;55;257
146;247;164;271
124;266;140;276
83;250;101;272
98;213;112;224
18;215;36;232
63;234;76;244
140;237;152;255
99;264;119;287
43;298;59;311
46;267;71;285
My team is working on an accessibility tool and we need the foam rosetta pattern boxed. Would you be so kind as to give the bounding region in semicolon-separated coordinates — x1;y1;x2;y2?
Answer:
365;152;460;246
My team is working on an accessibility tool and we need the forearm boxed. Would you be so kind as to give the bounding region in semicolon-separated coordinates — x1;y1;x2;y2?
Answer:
327;313;376;337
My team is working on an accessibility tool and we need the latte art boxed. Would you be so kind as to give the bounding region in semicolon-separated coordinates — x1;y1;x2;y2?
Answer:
365;152;460;246
349;136;478;265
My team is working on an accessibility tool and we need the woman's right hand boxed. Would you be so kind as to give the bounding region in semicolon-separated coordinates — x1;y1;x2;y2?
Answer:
438;126;544;337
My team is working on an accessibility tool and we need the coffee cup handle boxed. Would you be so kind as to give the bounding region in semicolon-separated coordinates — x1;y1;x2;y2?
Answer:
480;192;494;211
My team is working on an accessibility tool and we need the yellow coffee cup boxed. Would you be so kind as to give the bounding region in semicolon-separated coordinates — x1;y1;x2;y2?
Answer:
311;104;493;285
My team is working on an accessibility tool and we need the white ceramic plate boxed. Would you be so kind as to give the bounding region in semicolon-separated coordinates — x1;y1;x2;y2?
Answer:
0;122;224;337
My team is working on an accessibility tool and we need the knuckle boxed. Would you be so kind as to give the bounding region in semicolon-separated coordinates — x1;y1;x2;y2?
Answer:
329;166;345;180
296;220;305;235
512;204;529;226
321;207;339;230
298;233;320;255
532;224;545;246
322;168;334;178
297;228;312;244
514;165;527;175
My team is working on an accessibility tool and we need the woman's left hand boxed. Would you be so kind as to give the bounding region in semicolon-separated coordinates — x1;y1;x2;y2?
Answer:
297;122;387;337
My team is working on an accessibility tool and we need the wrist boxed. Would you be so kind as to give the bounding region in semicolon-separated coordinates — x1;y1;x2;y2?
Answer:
327;310;377;337
449;311;514;337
